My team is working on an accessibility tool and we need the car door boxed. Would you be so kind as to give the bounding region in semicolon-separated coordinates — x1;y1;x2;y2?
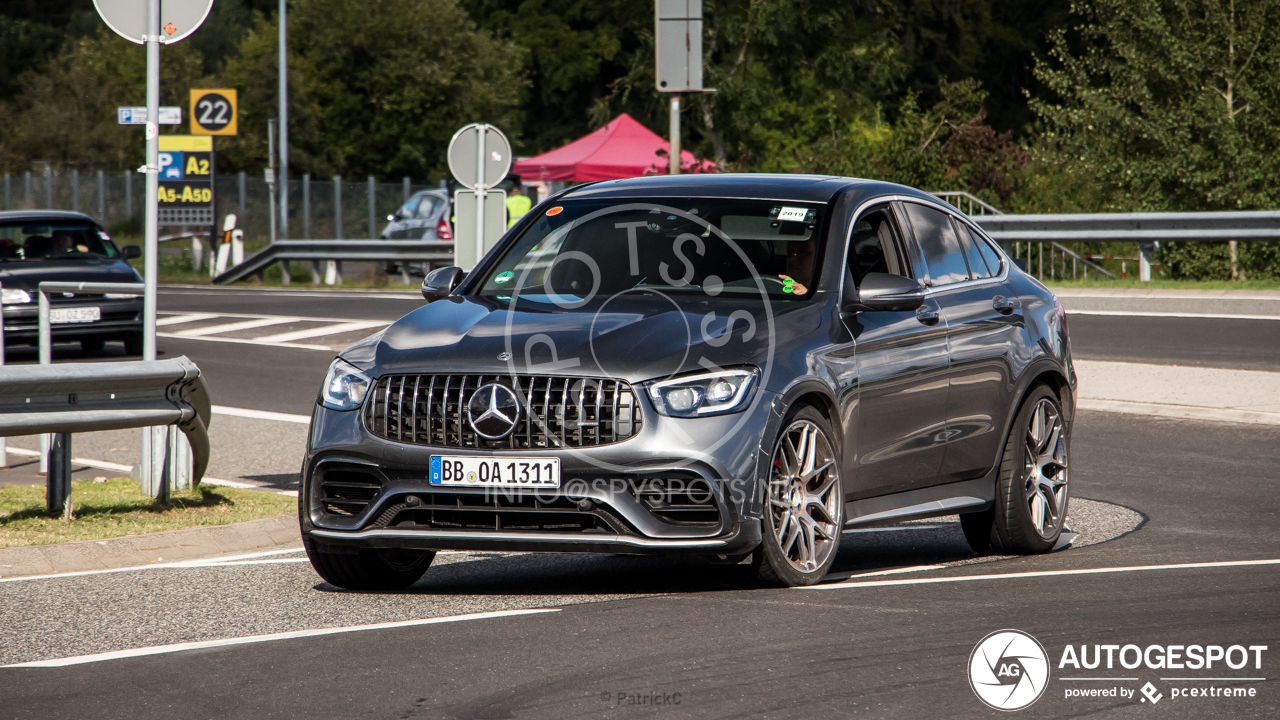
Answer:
934;216;1022;483
840;202;951;499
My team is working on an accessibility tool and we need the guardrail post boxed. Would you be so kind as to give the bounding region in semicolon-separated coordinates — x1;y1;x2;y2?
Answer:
1139;242;1153;282
367;175;376;240
71;169;80;213
4;174;10;210
47;433;72;516
97;170;105;221
138;426;171;502
38;286;51;475
329;175;342;285
44;166;53;209
0;281;6;469
24;172;32;208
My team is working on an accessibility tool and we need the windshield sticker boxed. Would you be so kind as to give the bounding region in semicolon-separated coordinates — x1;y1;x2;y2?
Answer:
776;207;809;222
546;206;564;217
494;271;514;284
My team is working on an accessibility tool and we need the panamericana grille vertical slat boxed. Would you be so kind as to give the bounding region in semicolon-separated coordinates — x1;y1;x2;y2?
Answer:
365;374;642;449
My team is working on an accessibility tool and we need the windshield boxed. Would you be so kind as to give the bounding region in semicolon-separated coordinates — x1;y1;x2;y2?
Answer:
0;222;120;261
476;198;826;305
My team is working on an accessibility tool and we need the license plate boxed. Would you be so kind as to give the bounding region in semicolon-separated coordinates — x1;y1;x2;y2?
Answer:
49;307;101;324
429;456;560;488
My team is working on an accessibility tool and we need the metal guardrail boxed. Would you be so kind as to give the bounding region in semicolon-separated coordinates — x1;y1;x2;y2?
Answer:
212;239;454;285
0;356;211;513
971;211;1280;242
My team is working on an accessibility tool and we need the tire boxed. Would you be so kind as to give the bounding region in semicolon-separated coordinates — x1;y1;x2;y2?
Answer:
961;384;1070;554
80;338;105;355
306;541;435;590
123;333;143;356
757;405;844;586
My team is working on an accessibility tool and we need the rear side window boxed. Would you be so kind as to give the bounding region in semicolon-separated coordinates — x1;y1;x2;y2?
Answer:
903;203;969;286
954;220;992;279
974;232;1004;275
416;195;442;218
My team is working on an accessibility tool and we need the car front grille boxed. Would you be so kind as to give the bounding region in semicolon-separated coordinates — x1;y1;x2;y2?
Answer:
364;374;642;449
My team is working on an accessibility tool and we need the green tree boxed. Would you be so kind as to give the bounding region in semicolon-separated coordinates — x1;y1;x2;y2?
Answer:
1031;0;1280;212
220;0;526;179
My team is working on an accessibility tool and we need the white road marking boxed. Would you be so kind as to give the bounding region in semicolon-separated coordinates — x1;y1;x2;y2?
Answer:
1067;309;1280;321
155;313;218;326
173;317;296;337
1061;677;1140;681
802;557;1280;591
1;447;132;473
157;331;332;351
1161;678;1266;681
212;405;312;424
4;608;561;667
254;321;386;343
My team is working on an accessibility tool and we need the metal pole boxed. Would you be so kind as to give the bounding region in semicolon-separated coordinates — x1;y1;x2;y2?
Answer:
24;172;32;208
669;94;681;175
140;0;165;499
474;124;486;267
303;173;311;238
71;169;80;213
45;166;53;208
367;175;375;239
267;119;278;245
330;175;342;284
238;171;246;220
38;287;50;475
403;176;410;203
0;280;6;469
125;171;132;219
278;0;289;241
97;170;105;221
4;174;10;210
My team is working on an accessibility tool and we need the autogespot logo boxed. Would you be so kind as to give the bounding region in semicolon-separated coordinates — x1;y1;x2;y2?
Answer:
969;630;1051;711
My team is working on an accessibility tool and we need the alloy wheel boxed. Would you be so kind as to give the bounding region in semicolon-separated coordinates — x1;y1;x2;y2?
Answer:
768;419;841;573
1024;398;1069;539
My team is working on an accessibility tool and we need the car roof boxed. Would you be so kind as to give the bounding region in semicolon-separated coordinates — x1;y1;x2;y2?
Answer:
561;173;940;205
0;210;101;225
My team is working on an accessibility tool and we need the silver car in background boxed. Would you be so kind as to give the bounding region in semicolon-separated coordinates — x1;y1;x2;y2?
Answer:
380;189;452;275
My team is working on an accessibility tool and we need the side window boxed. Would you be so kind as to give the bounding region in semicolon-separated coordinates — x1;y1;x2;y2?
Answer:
846;205;907;284
903;202;970;286
416;195;441;218
975;233;1004;276
398;195;421;218
954;219;992;279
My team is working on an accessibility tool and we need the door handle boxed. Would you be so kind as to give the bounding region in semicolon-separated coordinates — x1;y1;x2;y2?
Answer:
916;307;940;325
993;296;1016;315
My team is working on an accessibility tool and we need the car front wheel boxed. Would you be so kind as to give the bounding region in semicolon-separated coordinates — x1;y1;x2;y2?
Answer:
961;384;1070;554
757;406;844;586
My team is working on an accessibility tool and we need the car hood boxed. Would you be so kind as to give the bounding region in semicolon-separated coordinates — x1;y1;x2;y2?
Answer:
0;259;142;291
354;294;823;384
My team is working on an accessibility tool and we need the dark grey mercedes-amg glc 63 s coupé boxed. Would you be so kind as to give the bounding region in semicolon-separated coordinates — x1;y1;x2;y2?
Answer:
301;174;1075;589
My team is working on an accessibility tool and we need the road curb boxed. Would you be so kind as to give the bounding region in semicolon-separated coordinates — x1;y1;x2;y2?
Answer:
0;515;300;579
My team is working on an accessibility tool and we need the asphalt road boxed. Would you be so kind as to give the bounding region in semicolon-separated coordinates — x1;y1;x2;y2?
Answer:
2;412;1276;718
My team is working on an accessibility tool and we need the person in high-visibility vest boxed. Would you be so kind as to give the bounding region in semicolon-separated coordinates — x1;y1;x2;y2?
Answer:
506;177;532;228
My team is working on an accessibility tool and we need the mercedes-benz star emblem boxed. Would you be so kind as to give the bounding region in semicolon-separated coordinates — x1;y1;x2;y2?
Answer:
467;383;520;439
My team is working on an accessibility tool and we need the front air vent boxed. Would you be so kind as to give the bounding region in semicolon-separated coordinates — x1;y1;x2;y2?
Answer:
318;469;382;516
364;374;642;449
630;476;721;525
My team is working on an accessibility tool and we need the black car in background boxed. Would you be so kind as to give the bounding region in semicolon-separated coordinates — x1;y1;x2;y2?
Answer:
0;210;144;356
302;175;1075;589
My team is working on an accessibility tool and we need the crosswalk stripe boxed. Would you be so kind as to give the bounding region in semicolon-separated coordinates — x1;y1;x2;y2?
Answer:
173;317;296;337
253;321;386;343
155;313;219;326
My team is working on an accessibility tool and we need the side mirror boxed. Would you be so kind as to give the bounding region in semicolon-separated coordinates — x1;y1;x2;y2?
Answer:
852;272;924;312
421;266;465;302
1012;258;1028;273
122;245;142;260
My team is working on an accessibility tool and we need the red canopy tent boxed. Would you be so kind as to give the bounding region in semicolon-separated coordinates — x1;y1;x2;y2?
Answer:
512;113;714;182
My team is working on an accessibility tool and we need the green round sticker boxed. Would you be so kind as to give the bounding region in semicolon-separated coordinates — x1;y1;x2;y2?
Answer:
494;271;514;284
782;284;794;294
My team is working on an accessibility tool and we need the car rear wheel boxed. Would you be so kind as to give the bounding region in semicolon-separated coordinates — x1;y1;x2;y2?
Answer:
123;333;143;356
306;541;435;591
80;338;105;355
757;406;843;586
961;384;1070;554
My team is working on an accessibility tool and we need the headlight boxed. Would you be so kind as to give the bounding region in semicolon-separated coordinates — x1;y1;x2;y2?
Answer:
648;368;759;417
1;289;32;305
320;359;371;411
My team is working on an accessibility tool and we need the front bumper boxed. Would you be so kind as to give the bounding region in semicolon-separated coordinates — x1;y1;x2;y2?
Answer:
300;391;778;557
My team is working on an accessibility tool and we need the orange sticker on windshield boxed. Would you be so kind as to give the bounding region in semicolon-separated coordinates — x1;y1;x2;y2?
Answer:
546;206;563;216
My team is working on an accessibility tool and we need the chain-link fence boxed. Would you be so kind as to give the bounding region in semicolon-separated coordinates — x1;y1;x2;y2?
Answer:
2;167;446;243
